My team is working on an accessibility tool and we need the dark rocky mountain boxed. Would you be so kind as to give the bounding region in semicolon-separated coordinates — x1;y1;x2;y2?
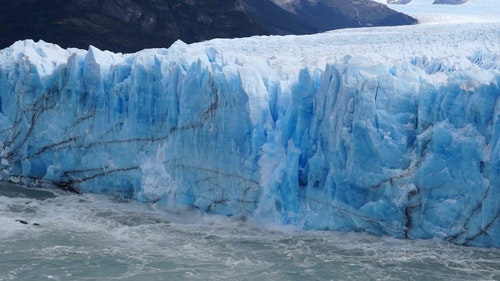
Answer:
0;0;267;53
0;0;416;53
265;0;417;30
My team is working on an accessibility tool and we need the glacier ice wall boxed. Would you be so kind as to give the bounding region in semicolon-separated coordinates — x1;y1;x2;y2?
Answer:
0;28;499;247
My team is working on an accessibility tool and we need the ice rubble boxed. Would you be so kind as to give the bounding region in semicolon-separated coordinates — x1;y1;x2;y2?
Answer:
0;20;499;246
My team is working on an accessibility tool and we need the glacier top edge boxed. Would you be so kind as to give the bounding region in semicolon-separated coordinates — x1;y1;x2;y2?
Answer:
1;21;498;80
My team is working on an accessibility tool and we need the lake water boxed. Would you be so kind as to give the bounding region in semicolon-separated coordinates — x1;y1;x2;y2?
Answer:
1;182;499;281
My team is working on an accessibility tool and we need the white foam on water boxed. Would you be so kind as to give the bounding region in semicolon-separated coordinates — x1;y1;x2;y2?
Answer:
1;191;499;281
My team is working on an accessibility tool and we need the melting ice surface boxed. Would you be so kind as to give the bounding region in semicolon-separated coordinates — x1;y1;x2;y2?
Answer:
0;1;499;248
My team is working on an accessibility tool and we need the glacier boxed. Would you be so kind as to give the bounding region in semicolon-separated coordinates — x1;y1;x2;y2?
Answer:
0;20;499;247
374;0;499;24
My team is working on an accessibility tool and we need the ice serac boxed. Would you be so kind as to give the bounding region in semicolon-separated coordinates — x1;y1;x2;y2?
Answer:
0;25;499;247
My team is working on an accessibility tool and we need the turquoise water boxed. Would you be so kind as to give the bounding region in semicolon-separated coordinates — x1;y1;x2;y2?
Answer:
1;183;499;281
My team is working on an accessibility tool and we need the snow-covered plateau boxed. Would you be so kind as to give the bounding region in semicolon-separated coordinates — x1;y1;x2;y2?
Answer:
0;3;499;247
374;0;498;24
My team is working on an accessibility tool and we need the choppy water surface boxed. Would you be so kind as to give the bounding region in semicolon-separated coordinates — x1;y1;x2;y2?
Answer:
1;183;499;281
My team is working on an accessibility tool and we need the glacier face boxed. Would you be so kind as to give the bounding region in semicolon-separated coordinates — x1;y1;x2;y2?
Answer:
0;21;499;247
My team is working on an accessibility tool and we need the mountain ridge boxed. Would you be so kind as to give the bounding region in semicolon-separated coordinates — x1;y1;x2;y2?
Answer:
0;0;416;53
